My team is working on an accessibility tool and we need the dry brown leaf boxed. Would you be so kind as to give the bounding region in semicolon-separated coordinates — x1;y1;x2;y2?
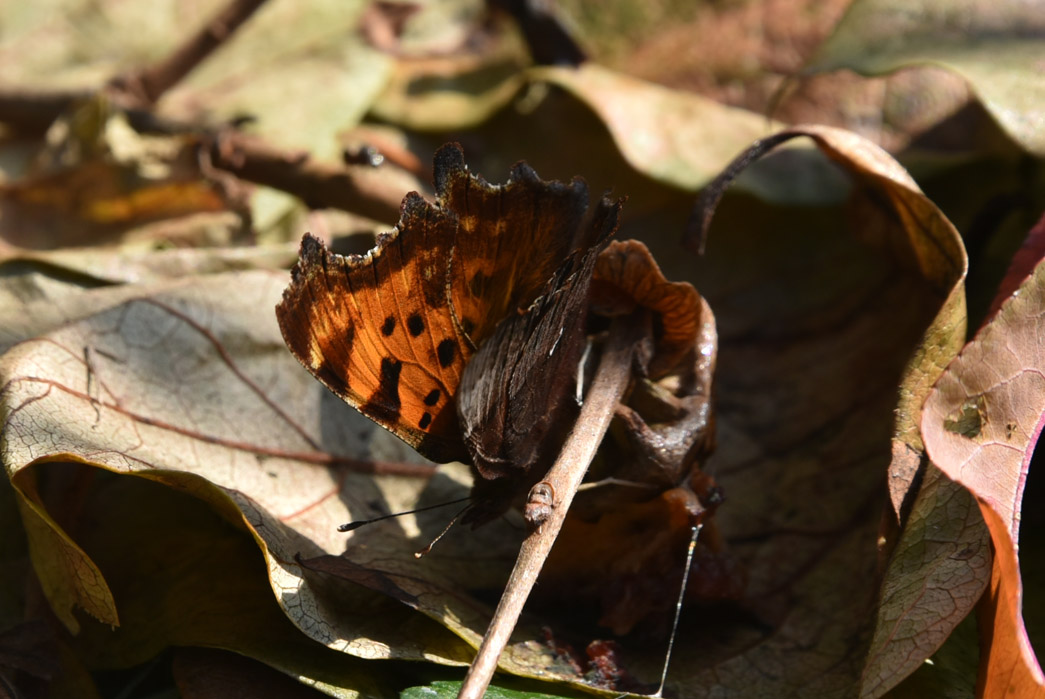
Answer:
0;268;585;688
1;273;455;643
681;124;982;697
533;64;778;192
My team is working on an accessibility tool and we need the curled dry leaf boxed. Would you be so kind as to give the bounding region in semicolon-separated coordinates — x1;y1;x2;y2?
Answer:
592;239;717;489
371;59;777;194
0;270;512;689
672;124;983;697
538;238;735;636
922;249;1045;696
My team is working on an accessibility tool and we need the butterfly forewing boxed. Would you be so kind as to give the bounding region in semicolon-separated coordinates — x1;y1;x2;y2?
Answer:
276;195;472;464
277;143;609;466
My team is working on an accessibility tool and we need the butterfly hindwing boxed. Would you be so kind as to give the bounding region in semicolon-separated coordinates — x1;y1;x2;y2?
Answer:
458;195;623;522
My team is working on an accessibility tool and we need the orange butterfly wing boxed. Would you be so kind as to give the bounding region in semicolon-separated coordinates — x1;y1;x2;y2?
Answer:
275;144;593;463
434;146;590;345
276;197;468;462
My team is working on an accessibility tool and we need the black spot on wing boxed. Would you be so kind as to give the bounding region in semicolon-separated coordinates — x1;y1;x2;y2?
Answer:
419;412;432;430
361;357;402;423
437;339;456;368
381;316;396;336
407;313;425;337
423;389;441;406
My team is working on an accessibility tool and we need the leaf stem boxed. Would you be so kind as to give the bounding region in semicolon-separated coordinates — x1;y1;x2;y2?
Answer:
458;314;641;699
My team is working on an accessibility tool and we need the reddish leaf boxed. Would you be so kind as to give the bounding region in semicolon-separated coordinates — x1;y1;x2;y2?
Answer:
987;212;1045;322
923;253;1045;697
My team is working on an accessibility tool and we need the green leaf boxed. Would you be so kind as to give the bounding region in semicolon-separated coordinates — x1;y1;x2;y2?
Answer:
402;679;579;699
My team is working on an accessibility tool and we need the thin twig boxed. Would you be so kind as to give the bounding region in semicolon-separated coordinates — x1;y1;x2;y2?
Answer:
458;314;641;699
206;133;405;223
110;0;271;106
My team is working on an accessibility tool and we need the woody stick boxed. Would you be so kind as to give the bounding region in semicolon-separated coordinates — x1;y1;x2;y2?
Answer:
459;314;642;699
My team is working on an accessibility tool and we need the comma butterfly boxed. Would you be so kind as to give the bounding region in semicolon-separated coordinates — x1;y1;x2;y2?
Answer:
276;143;621;520
279;145;736;696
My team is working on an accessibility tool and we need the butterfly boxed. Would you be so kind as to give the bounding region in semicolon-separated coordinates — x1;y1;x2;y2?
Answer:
278;145;733;694
276;143;621;521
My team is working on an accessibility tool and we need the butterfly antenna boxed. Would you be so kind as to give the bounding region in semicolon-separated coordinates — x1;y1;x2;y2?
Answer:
337;497;471;532
414;503;470;558
653;522;703;698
